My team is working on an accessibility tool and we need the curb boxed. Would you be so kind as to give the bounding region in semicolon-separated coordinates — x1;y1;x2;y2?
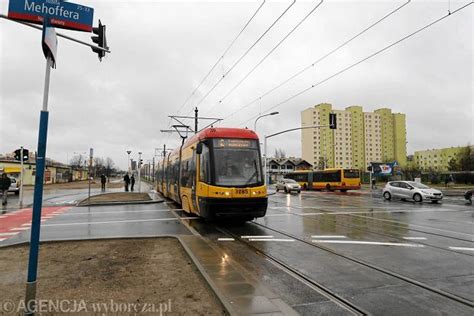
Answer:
0;235;231;315
77;199;164;207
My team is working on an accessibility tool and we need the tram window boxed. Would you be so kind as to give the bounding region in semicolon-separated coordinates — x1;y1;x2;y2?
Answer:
200;144;210;183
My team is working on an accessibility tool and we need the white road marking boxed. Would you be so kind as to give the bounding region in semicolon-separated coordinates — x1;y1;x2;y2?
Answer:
40;217;200;227
10;227;30;231
241;235;274;239
449;247;474;251
265;214;291;217
311;235;346;238
403;237;427;240
0;232;19;236
21;223;32;227
217;238;235;241
42;216;54;219
57;209;172;216
312;240;424;247
0;238;6;242
0;215;7;219
249;238;295;242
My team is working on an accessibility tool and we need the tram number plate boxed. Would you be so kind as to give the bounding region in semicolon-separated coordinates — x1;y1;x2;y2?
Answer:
236;189;249;195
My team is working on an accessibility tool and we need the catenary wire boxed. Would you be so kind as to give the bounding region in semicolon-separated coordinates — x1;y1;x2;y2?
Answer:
209;0;325;114
185;0;297;116
175;0;266;115
222;0;411;121
236;1;473;127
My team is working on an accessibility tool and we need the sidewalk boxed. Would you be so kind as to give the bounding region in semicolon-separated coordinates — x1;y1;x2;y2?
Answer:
180;235;298;315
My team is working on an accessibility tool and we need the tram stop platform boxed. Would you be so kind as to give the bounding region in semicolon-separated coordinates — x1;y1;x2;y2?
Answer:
179;235;298;315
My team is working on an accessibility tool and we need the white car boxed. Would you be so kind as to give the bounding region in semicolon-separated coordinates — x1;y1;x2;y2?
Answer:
9;178;19;195
276;179;301;194
383;181;443;203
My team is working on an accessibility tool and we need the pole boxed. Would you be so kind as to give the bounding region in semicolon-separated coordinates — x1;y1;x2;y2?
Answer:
19;146;24;208
25;55;52;315
138;152;142;192
194;107;198;134
88;148;92;201
163;144;166;157
152;157;155;184
264;136;268;185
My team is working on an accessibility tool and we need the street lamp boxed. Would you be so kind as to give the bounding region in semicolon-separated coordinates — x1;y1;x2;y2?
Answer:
254;112;279;132
138;151;142;192
126;150;131;174
263;124;330;185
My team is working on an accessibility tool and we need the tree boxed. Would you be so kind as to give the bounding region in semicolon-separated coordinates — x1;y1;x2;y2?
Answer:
458;146;473;171
69;154;86;169
274;148;286;159
447;158;458;171
105;157;115;177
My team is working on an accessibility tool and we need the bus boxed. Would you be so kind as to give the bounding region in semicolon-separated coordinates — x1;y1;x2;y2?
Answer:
156;127;267;221
285;168;361;192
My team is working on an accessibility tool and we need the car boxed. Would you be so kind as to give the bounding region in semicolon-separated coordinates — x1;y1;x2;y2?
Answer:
276;178;301;194
8;178;20;195
382;181;443;203
465;190;473;204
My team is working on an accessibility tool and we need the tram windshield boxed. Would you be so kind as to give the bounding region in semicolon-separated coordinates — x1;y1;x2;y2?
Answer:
212;139;263;187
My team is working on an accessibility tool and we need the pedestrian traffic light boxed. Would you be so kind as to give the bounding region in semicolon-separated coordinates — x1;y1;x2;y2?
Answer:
91;20;107;61
367;165;373;172
14;148;29;161
329;113;337;129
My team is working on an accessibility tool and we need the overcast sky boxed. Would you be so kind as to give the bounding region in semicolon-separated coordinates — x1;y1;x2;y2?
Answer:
1;0;472;170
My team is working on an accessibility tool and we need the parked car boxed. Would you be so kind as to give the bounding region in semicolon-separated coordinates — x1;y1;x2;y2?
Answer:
276;179;301;194
465;190;473;204
383;181;443;203
8;178;20;195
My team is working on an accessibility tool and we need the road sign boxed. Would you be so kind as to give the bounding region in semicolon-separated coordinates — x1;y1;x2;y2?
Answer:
42;20;57;66
8;0;94;32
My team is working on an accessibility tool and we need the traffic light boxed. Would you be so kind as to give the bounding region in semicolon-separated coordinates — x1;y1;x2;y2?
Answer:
91;20;107;61
14;148;29;161
367;165;373;172
329;113;337;129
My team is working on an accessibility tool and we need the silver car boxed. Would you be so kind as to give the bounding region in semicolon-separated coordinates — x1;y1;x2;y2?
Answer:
276;179;301;194
383;181;443;203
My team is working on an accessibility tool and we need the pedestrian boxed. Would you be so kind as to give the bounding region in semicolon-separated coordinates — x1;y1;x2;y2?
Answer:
124;173;130;192
100;174;107;192
0;173;12;206
131;175;135;192
371;178;376;190
444;176;449;188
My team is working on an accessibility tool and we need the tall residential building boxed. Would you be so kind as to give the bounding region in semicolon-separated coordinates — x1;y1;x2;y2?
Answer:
301;103;407;170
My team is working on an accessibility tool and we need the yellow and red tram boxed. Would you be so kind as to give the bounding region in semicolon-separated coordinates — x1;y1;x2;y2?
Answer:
156;127;267;221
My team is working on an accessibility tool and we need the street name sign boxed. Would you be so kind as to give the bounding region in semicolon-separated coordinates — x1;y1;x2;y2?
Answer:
8;0;94;32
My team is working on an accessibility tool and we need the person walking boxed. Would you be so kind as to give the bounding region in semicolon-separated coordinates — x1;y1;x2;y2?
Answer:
0;173;12;206
100;174;107;192
130;175;135;192
124;173;130;192
371;178;376;190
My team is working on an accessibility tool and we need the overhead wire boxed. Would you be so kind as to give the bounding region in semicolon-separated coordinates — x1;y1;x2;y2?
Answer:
175;0;266;115
185;0;297;116
222;0;411;121
236;1;474;127
210;0;325;114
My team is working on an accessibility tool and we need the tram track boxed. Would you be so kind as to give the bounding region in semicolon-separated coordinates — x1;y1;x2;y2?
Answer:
247;220;474;308
268;199;474;245
215;225;368;316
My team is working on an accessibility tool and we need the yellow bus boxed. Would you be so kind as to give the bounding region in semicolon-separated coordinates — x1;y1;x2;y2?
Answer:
285;168;361;192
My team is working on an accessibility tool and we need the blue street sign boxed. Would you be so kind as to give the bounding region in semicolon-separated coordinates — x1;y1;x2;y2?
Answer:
8;0;94;32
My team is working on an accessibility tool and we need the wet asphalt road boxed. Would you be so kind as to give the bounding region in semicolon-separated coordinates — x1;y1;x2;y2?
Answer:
1;188;473;315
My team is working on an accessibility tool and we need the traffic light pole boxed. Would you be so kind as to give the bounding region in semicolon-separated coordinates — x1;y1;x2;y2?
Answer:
19;146;24;208
25;54;52;315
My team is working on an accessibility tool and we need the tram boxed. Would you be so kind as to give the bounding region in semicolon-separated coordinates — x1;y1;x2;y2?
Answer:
156;127;267;221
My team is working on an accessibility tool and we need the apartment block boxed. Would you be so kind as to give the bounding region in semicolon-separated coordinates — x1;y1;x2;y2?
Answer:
414;146;472;171
301;103;407;170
